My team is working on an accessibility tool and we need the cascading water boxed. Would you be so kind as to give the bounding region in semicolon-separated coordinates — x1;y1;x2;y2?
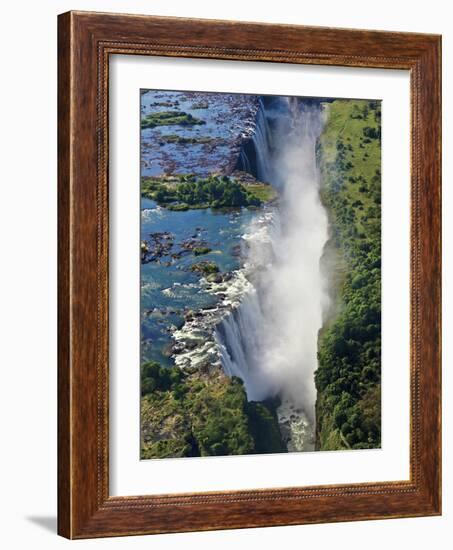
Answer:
215;97;330;451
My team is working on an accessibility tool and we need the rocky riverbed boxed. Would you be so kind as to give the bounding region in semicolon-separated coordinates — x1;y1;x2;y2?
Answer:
141;90;259;177
140;90;318;458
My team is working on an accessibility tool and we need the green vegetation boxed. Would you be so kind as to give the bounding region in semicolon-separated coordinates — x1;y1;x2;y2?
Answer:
245;399;286;453
140;361;286;458
151;101;179;107
244;183;278;202
158;134;216;145
315;99;381;451
166;203;190;211
141;174;268;209
151;100;179;107
190;261;219;275
141;361;185;395
141;110;206;129
190;101;209;109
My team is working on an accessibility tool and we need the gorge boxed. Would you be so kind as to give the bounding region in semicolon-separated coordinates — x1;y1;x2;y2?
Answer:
140;90;382;458
215;97;329;450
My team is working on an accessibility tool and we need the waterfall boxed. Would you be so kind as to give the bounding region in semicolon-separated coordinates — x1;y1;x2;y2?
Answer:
236;97;275;183
215;97;329;441
251;97;274;182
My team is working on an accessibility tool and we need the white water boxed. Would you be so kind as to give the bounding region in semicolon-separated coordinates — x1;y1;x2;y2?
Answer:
215;98;329;440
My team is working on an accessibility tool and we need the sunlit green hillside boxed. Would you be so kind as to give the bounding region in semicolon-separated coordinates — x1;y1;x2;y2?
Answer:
316;99;381;450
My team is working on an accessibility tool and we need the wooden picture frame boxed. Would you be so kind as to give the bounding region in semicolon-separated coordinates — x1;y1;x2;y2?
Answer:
58;10;441;539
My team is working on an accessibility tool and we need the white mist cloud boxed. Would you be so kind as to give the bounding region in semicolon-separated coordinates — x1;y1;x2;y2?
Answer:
216;99;329;422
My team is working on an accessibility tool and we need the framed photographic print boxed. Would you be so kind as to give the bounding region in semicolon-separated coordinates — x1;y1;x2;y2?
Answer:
58;11;441;539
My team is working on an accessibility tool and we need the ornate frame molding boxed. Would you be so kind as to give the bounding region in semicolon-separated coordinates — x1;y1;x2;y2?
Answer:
58;11;441;538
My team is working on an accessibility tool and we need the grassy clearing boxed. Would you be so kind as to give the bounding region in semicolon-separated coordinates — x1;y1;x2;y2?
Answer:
245;183;278;202
318;100;381;236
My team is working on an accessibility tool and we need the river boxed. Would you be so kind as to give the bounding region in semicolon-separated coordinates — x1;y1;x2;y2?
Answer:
141;91;329;452
215;97;329;450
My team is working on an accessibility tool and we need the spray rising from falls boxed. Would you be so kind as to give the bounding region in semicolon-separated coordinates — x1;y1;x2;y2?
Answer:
215;98;329;447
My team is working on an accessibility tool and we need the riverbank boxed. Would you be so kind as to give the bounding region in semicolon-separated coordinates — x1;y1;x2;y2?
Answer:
315;99;382;450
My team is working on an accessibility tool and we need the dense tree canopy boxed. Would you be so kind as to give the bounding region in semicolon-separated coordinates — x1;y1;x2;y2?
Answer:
140;361;286;458
316;99;382;450
142;175;263;209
